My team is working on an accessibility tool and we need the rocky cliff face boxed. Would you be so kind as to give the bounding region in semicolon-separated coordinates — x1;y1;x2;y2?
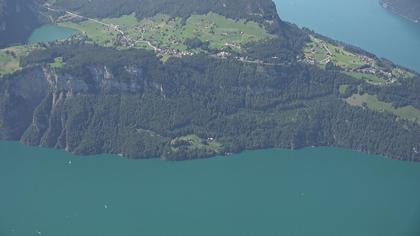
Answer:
1;54;419;161
381;0;420;23
2;63;170;158
0;67;48;139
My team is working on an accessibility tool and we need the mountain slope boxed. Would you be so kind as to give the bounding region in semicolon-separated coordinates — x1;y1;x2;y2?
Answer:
381;0;420;23
0;43;418;161
0;0;44;48
0;0;419;161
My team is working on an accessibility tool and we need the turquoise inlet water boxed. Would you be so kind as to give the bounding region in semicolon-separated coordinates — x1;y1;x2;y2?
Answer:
27;24;77;44
1;142;420;236
274;0;420;72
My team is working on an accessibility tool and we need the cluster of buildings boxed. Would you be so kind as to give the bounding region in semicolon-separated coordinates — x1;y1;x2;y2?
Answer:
303;41;397;84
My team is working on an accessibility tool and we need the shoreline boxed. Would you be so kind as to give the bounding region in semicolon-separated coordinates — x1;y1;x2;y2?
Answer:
3;139;418;163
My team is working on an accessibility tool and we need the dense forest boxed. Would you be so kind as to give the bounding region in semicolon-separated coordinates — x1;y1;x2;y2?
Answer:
50;0;278;21
0;43;418;161
0;0;44;48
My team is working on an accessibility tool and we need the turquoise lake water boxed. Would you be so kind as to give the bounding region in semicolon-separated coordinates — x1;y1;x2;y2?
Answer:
1;1;419;235
27;24;77;44
1;142;420;236
274;0;420;72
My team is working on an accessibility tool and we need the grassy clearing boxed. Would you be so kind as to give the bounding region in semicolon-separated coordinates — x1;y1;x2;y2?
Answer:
133;14;188;51
304;35;416;86
59;12;273;56
60;21;118;47
0;50;20;77
184;13;271;51
345;93;420;122
304;36;366;70
171;134;222;153
102;14;139;26
49;57;64;69
0;45;42;77
339;84;349;94
343;71;385;84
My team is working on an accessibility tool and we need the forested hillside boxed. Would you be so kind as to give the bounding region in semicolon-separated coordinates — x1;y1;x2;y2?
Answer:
381;0;420;23
0;43;418;161
0;0;43;48
0;0;418;161
49;0;278;22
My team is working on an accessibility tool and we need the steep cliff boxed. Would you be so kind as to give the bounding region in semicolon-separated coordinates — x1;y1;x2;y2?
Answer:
1;44;419;161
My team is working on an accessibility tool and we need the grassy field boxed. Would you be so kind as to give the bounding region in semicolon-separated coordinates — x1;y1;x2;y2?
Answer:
346;93;420;122
184;13;271;50
304;36;366;70
59;13;273;56
171;134;222;153
0;50;20;77
343;71;385;85
60;21;118;48
0;45;42;77
339;84;349;94
49;57;64;69
0;44;68;77
304;35;417;86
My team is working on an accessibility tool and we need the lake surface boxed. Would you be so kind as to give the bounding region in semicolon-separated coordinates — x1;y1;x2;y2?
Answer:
27;25;77;44
274;0;420;72
3;1;420;235
1;142;420;236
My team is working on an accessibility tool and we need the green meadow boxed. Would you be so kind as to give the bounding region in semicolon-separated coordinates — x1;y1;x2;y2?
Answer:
0;45;43;77
59;13;273;55
346;93;420;123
